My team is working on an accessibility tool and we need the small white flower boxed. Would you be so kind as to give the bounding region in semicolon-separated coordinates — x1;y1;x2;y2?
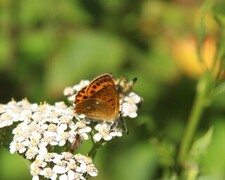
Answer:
122;103;138;118
87;164;98;177
9;141;17;154
30;165;41;176
52;153;64;164
67;94;76;103
40;167;54;179
73;80;90;92
62;152;73;160
93;133;101;142
32;175;39;180
31;103;39;111
63;87;75;96
38;146;48;157
93;123;122;142
67;170;76;180
53;163;68;174
43;152;54;162
121;92;142;118
64;80;90;103
59;174;68;180
0;113;14;128
25;147;38;159
20;109;32;120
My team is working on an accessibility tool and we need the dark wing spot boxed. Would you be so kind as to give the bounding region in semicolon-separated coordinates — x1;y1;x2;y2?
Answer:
96;82;100;86
92;85;97;89
90;90;95;94
83;95;88;99
108;98;113;102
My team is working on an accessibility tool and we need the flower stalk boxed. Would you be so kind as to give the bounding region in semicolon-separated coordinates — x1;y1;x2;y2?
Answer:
178;74;211;165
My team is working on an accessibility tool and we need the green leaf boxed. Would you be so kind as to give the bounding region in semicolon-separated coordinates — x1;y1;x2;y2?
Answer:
212;2;225;16
189;127;213;161
201;120;225;179
213;82;225;97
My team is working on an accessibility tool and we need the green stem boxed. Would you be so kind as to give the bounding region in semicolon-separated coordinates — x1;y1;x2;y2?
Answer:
88;133;102;159
178;76;209;165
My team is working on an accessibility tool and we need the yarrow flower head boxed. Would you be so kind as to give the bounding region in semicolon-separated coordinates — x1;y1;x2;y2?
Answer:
8;101;92;158
30;152;98;180
0;73;142;180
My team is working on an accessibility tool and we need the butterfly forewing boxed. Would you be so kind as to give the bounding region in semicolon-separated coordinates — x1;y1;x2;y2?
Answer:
85;74;115;97
75;87;88;104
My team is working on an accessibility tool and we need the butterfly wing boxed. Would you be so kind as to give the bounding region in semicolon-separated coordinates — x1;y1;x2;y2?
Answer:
75;87;88;104
75;85;119;121
85;74;115;97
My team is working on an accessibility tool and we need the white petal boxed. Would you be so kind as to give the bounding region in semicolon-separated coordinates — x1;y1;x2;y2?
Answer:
53;165;67;174
93;134;101;142
104;135;112;141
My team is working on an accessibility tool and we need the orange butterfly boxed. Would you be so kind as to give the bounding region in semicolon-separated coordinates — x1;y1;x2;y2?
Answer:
74;73;120;122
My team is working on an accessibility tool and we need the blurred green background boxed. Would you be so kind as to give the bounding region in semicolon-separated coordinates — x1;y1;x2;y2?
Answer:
1;0;225;179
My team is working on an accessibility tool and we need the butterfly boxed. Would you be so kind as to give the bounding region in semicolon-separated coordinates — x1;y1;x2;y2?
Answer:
74;73;120;122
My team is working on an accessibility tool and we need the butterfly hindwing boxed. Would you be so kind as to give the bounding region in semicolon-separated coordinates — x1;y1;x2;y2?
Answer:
75;85;119;121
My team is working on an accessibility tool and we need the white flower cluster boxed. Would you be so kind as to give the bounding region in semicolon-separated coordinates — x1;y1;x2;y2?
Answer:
31;152;98;180
0;99;96;179
0;99;37;128
8;101;91;156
